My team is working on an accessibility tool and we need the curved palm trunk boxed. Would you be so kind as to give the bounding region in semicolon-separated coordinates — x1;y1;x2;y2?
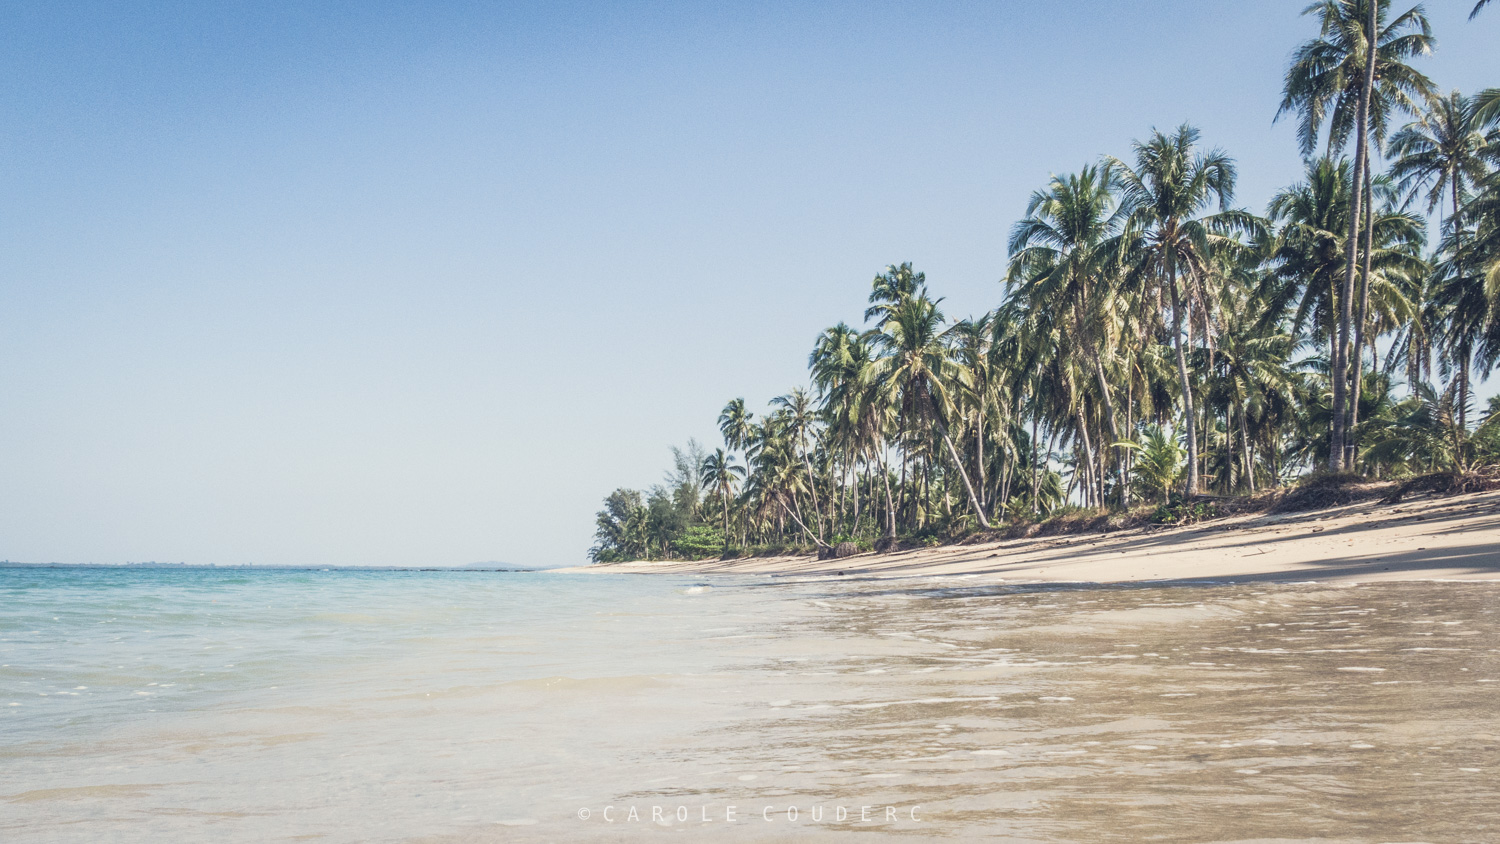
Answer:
934;418;992;529
1090;355;1127;507
1169;276;1200;496
776;494;829;551
797;434;823;540
1238;403;1255;493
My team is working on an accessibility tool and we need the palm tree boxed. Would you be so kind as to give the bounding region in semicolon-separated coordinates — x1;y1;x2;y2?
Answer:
1106;124;1258;496
699;449;744;554
1472;0;1492;19
948;314;999;516
771;388;824;539
867;295;992;528
1388;90;1495;233
1117;424;1184;504
718;399;754;454
1278;0;1435;470
865;262;927;324
1008;165;1130;506
1264;158;1426;413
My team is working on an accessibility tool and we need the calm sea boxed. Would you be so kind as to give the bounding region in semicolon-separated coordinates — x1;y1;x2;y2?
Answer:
2;566;1497;842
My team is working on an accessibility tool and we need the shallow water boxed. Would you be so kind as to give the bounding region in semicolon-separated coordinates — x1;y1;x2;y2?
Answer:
2;567;1496;842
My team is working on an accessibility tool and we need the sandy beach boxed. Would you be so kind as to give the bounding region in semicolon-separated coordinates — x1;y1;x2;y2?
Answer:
569;490;1500;583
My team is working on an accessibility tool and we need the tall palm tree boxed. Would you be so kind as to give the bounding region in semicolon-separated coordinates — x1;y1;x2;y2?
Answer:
1278;0;1435;469
1388;90;1495;233
699;449;744;553
867;295;992;528
1264;158;1425;386
718;399;754;455
771;388;824;539
1008;165;1129;505
1472;0;1492;19
948;314;999;515
1106;124;1258;496
865;262;927;324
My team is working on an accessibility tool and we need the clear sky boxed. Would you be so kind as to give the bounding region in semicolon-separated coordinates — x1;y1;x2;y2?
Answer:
2;1;1496;567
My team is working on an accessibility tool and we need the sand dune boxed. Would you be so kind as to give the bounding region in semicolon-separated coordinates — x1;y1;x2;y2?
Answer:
569;490;1500;583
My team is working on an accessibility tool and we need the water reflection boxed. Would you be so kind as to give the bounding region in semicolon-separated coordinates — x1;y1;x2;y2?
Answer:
541;579;1499;843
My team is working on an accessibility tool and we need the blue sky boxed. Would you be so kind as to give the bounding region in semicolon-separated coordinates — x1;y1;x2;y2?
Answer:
2;1;1496;566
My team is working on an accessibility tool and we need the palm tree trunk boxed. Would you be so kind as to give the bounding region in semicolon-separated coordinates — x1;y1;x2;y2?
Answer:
776;495;829;551
934;418;991;528
877;438;897;541
1090;356;1127;507
1029;414;1040;512
1169;276;1200;496
1238;402;1255;493
1349;169;1374;468
974;411;987;513
797;434;823;540
722;496;731;554
1331;0;1376;473
1460;354;1470;430
1075;414;1096;507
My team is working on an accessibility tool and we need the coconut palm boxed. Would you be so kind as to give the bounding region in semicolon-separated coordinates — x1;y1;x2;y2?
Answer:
1264;158;1426;392
1105;124;1259;496
866;295;992;528
1388;90;1496;232
718;398;754;455
1278;0;1435;469
1008;165;1131;505
699;449;744;553
771;388;824;539
1117;425;1184;504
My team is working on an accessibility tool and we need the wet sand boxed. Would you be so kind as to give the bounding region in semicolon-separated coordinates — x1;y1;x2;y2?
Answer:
570;490;1500;584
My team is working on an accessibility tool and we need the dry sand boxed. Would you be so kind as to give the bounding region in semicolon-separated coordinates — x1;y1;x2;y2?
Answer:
566;489;1500;583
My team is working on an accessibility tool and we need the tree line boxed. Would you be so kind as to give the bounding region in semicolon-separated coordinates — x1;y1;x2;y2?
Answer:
591;0;1500;563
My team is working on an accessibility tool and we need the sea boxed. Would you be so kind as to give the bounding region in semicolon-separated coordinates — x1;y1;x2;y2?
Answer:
1;565;1496;842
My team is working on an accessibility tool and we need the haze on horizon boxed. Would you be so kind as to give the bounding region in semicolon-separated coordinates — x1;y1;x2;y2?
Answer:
2;1;1496;567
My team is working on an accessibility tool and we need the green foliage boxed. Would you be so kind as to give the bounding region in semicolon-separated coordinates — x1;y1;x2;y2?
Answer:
671;525;727;560
1117;425;1185;504
589;14;1500;558
1148;497;1223;525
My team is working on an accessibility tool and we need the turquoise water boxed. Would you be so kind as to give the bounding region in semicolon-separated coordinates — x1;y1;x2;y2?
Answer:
3;567;1498;842
0;566;799;842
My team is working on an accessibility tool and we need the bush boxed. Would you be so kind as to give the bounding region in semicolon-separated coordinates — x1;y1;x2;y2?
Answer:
670;525;726;559
1148;497;1222;525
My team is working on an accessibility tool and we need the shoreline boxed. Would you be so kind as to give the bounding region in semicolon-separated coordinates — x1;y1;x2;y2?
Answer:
563;489;1500;584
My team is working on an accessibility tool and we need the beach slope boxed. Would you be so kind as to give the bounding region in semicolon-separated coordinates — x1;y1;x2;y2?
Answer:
567;490;1500;583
